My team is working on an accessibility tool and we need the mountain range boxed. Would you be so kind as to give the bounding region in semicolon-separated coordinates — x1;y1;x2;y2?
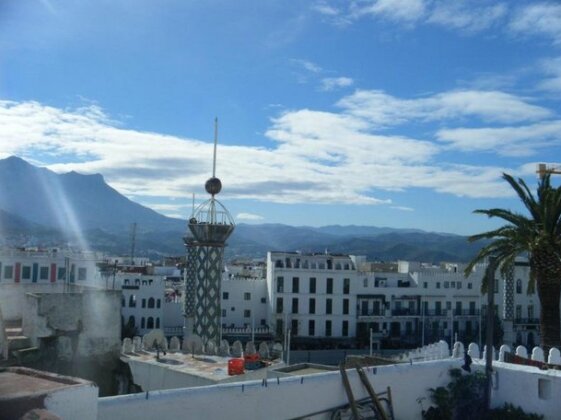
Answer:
0;156;484;262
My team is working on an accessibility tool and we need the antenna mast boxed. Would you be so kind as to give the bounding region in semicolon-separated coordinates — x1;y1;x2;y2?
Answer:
212;117;218;178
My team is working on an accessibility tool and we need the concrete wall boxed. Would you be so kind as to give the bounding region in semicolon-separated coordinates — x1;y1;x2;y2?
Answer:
0;283;67;321
490;361;561;419
22;289;121;358
98;359;459;420
45;381;99;420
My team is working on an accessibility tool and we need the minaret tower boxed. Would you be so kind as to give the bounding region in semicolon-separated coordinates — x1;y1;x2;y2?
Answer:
184;119;235;347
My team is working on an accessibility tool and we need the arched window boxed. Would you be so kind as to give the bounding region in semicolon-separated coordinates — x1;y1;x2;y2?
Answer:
142;280;147;286
129;295;136;308
148;297;155;308
141;317;145;328
157;299;161;308
156;318;160;328
285;258;292;268
516;279;522;294
147;317;154;329
124;279;130;285
142;299;146;308
128;315;135;327
121;296;125;307
135;278;140;285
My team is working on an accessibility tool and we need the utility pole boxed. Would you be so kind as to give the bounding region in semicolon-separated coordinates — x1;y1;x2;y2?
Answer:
485;256;499;413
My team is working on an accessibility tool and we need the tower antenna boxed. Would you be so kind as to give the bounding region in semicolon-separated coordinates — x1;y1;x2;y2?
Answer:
212;117;218;178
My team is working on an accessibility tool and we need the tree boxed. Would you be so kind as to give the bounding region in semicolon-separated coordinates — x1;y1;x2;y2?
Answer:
465;173;561;350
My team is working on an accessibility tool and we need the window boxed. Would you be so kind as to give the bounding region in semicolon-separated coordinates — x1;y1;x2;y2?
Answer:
141;317;145;328
4;265;13;280
292;298;299;314
147;317;154;329
528;305;534;319
22;266;31;280
326;278;333;294
78;268;87;281
157;299;161;308
129;295;136;308
343;278;350;294
276;319;284;336
516;279;522;294
292;277;299;293
260;319;266;326
309;277;316;293
342;320;349;337
446;301;451;310
326;298;332;314
436;282;440;289
244;309;251;318
277;276;284;293
423;282;427;289
468;283;473;289
363;278;368;287
156;318;160;328
244;292;251;300
121;296;125;307
325;320;332;337
276;297;283;314
444;281;449;289
343;299;349;315
291;319;298;336
40;267;49;280
457;282;462;290
309;298;316;314
142;299;146;308
222;309;226;317
308;320;315;336
222;292;229;300
260;297;266;304
516;305;522;320
148;298;155;308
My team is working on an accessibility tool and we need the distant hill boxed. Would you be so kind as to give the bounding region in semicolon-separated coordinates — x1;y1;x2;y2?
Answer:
0;156;184;233
0;156;484;262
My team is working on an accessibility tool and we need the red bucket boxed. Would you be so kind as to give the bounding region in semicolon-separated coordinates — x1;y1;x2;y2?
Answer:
228;358;245;375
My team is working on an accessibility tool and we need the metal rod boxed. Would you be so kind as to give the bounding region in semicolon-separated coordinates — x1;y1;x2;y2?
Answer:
212;118;218;178
369;328;373;356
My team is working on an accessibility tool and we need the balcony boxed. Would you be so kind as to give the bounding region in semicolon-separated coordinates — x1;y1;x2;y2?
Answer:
514;318;539;325
391;309;420;316
452;309;480;317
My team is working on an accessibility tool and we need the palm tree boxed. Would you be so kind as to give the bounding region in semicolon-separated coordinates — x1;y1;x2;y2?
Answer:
465;173;561;350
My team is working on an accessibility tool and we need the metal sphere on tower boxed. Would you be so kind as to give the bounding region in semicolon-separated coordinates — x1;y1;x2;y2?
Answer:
205;177;222;196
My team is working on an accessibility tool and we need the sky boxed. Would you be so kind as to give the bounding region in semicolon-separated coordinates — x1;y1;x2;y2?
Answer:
0;0;560;235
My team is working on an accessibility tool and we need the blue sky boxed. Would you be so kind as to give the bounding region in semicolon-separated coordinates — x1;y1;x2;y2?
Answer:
1;0;560;234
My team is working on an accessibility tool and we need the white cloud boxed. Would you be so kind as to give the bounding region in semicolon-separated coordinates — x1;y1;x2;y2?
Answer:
312;2;340;16
291;58;322;73
320;77;354;91
538;57;561;92
337;89;551;127
391;206;414;212
350;0;426;23
236;212;265;221
436;120;561;156
0;98;523;211
510;3;561;45
428;2;507;32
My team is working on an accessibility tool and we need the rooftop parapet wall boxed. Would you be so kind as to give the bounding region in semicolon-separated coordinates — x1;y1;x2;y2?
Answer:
99;359;458;420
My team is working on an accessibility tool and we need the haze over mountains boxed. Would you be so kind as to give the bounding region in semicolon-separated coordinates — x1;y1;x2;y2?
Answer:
0;156;483;262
